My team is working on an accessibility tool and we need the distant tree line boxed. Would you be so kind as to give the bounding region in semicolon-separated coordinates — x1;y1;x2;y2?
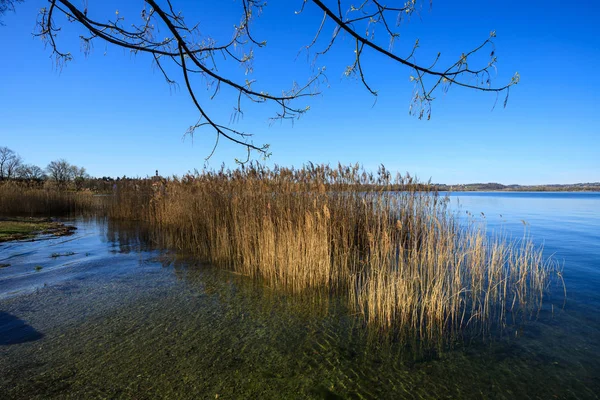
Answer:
0;146;148;192
0;146;89;189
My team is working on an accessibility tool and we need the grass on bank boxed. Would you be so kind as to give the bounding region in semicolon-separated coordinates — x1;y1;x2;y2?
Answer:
0;218;76;242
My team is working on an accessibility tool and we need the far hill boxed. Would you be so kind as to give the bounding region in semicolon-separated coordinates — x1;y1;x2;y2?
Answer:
433;182;600;192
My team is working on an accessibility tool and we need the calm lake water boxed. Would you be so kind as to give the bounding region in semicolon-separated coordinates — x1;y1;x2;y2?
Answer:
1;192;599;399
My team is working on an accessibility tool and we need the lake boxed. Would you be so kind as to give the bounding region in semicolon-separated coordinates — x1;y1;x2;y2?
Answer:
1;192;599;399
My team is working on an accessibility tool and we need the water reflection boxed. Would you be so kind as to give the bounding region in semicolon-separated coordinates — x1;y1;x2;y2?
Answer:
101;218;157;254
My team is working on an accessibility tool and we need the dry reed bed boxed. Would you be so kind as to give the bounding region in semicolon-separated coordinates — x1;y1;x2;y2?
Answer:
106;164;559;346
0;181;98;215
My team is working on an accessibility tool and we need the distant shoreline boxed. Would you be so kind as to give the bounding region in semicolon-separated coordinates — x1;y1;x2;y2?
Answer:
438;189;600;192
433;184;600;192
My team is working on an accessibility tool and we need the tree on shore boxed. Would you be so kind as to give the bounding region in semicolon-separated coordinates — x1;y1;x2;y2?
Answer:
0;146;22;180
16;164;46;180
46;159;72;188
4;1;518;160
45;159;88;189
0;146;49;181
71;165;89;190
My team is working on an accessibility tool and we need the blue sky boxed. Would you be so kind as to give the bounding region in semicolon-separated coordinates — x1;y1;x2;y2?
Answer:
0;0;598;184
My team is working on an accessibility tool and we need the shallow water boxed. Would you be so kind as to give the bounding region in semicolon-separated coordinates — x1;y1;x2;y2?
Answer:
0;193;599;399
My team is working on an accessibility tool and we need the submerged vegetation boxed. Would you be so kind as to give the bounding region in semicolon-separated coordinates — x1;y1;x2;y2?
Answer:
50;251;76;258
1;163;562;348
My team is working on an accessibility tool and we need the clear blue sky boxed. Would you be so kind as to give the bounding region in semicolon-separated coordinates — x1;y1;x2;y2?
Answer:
0;0;598;184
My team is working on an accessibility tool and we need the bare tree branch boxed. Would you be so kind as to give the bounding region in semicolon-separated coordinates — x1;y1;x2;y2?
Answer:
33;0;517;159
310;0;518;120
0;0;23;25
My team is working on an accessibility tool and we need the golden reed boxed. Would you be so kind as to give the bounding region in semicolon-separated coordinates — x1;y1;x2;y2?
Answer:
0;181;97;215
106;163;560;347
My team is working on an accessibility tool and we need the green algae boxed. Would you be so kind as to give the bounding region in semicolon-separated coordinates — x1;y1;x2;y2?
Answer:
50;252;76;258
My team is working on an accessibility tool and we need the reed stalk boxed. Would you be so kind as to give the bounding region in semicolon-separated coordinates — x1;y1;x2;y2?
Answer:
0;181;97;215
104;163;559;347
